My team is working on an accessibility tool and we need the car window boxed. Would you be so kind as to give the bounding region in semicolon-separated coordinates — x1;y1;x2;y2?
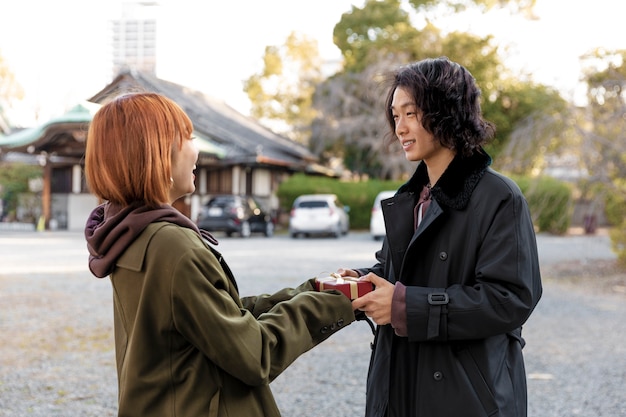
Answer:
297;201;329;209
207;196;237;208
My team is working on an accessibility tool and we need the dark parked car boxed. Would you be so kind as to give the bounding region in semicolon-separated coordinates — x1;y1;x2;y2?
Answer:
196;195;274;238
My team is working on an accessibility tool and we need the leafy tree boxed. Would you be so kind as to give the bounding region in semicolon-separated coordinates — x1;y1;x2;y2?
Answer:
0;49;24;133
407;0;536;15
243;32;323;144
580;49;626;263
334;0;536;74
311;54;417;180
0;162;42;220
243;0;559;179
500;47;626;248
311;0;561;179
486;79;567;172
333;0;421;73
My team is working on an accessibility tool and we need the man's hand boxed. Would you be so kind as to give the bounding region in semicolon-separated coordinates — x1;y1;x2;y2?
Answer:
351;273;394;325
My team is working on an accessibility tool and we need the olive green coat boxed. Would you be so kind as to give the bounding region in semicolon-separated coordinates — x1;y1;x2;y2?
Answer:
110;222;355;416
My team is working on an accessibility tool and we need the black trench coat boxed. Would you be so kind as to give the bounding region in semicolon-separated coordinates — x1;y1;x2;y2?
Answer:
357;151;542;417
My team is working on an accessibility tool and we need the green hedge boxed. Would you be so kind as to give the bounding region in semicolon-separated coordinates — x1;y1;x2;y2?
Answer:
277;174;403;230
512;175;573;235
278;173;573;234
605;188;626;265
604;190;625;227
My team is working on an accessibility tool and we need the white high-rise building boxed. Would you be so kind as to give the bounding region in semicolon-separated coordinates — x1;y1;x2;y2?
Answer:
111;2;159;76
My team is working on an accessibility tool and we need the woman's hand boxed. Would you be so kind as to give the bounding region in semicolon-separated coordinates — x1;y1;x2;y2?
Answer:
336;267;359;278
351;273;394;325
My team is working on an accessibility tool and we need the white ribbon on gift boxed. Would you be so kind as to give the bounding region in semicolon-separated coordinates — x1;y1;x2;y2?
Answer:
317;272;360;299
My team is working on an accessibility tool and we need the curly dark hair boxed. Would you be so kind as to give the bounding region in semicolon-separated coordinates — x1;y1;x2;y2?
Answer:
384;56;496;157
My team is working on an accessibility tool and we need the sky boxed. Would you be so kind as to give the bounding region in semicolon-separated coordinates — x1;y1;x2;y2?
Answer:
0;0;624;127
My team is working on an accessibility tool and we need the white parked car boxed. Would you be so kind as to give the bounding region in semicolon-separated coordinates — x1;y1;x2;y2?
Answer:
370;190;396;240
289;194;350;238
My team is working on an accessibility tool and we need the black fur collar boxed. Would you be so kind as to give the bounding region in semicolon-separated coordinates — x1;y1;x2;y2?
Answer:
398;149;492;210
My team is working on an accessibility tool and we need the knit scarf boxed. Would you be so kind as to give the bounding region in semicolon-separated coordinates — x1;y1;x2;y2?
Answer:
84;201;218;278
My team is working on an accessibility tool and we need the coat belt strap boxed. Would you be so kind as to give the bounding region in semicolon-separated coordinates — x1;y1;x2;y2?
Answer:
427;291;449;340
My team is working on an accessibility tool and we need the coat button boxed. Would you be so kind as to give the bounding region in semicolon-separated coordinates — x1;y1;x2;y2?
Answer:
439;252;448;261
433;371;443;381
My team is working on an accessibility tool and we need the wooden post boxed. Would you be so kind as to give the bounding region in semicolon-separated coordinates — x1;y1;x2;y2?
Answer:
41;161;51;230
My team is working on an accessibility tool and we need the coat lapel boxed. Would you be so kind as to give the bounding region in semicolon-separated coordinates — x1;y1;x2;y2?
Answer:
383;150;492;282
381;193;415;281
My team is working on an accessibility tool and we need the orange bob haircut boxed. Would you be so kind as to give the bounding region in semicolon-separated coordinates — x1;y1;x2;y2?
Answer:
85;92;193;206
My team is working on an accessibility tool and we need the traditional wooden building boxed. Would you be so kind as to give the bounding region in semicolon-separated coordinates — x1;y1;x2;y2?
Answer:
0;70;318;230
0;103;99;230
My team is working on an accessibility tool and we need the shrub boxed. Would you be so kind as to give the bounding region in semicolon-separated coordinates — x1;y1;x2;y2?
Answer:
605;188;626;265
513;175;573;235
604;189;625;227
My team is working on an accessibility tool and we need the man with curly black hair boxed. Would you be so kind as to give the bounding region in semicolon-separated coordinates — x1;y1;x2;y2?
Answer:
338;57;543;417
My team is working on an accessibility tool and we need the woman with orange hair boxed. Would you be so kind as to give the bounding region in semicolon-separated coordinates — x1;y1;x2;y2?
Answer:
84;92;355;417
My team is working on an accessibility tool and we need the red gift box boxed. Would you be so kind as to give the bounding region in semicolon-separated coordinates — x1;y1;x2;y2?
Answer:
314;273;373;300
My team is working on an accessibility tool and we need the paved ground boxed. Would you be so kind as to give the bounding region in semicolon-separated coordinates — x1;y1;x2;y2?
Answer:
0;229;624;416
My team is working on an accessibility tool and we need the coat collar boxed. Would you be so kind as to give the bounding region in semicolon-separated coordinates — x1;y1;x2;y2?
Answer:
398;149;492;210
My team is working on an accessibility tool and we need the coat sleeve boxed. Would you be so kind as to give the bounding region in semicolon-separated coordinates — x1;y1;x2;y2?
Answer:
405;183;543;342
169;243;355;386
240;278;318;318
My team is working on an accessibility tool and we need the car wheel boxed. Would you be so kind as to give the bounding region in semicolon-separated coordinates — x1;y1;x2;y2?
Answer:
240;221;251;238
332;223;341;238
264;221;274;237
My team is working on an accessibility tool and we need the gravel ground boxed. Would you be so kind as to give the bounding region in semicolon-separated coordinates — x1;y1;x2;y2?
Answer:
0;230;624;417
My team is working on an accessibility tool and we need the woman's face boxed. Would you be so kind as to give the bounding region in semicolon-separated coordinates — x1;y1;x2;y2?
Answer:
391;87;443;163
169;137;199;204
